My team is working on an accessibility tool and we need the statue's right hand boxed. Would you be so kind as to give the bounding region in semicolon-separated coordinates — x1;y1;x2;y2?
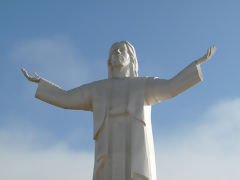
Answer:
21;68;40;83
196;46;216;65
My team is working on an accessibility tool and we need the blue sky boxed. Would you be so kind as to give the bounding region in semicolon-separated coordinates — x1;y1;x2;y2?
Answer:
1;0;240;179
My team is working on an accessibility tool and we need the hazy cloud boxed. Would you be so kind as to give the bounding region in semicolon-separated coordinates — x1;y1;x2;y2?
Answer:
12;36;90;88
0;125;93;180
156;98;240;180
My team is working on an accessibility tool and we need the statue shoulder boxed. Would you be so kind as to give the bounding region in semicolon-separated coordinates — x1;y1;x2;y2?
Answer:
84;79;112;93
68;79;109;92
89;78;110;86
136;76;168;82
136;77;170;90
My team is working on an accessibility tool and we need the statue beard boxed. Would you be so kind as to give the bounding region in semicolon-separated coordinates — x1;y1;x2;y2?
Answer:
110;55;131;78
111;63;131;78
111;55;129;69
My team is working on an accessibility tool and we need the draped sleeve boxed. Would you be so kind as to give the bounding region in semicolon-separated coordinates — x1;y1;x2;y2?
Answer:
145;61;203;105
35;78;93;111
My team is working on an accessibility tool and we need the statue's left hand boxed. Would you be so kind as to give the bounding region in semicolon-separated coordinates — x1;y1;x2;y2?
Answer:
21;68;40;83
196;46;216;65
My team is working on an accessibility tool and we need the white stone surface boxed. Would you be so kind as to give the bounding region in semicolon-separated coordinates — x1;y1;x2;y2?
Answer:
21;41;216;180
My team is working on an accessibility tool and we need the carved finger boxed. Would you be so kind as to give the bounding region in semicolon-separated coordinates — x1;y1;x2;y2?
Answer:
33;72;40;82
21;68;27;76
33;72;40;79
207;48;211;57
21;68;26;74
208;46;215;58
21;68;30;79
211;46;216;55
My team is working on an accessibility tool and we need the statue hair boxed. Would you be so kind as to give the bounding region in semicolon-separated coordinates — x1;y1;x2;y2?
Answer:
107;41;138;78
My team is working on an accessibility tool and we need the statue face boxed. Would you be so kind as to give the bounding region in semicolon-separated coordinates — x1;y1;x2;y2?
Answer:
110;43;130;69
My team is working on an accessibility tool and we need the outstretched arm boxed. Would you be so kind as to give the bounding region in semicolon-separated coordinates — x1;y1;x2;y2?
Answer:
145;46;216;105
21;68;92;111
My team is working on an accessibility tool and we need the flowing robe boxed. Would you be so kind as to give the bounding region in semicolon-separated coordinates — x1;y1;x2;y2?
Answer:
35;61;202;180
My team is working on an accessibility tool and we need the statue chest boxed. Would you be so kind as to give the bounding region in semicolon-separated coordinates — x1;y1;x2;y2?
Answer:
108;79;130;115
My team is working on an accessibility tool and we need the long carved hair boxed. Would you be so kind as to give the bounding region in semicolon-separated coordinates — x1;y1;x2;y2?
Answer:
107;41;138;78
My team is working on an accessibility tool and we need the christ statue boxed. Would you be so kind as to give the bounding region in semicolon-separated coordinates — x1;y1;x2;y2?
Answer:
22;41;216;180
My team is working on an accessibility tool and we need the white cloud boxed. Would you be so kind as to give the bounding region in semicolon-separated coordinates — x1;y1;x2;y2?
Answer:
156;98;240;180
0;147;93;180
12;36;90;88
0;127;94;180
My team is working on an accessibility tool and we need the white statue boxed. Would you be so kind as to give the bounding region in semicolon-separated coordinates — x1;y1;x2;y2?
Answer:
22;41;216;180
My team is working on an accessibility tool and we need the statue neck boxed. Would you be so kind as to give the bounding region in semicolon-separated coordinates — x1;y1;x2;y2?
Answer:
111;65;131;78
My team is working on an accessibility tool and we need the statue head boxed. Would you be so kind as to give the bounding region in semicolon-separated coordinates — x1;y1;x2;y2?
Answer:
107;41;138;78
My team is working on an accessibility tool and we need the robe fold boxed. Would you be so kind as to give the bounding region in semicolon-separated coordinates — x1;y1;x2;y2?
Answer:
35;61;202;180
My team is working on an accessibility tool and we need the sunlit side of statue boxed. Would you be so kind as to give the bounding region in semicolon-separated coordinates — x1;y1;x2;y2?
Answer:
22;41;216;180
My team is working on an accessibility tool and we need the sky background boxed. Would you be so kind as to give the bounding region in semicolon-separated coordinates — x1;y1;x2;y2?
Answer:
0;0;240;179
